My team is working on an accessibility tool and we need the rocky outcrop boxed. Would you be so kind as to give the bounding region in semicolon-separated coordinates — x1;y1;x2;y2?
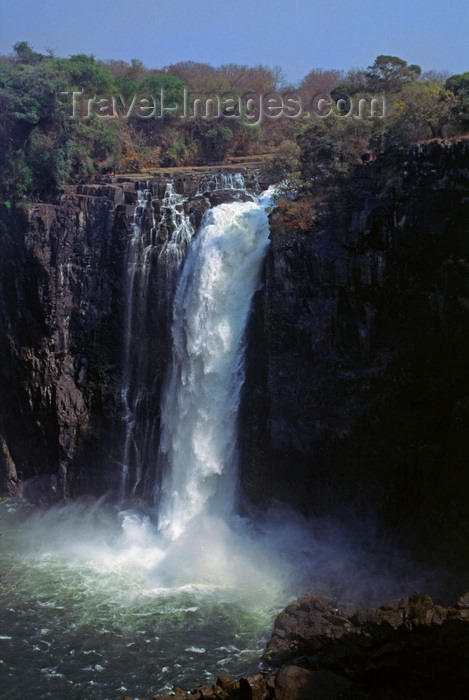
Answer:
262;592;469;699
121;593;469;699
0;431;18;494
240;140;469;567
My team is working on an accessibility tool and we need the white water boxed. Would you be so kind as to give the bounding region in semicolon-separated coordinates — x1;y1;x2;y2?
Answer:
156;192;272;540
196;171;248;195
1;498;420;698
156;181;195;312
0;501;330;699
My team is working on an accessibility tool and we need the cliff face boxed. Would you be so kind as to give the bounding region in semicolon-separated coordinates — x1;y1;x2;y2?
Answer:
0;169;259;500
240;140;469;556
0;184;127;498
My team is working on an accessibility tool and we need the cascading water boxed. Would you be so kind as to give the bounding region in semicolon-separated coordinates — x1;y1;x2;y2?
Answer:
120;182;152;499
156;181;195;314
120;180;194;500
156;191;272;539
119;173;265;513
196;171;248;195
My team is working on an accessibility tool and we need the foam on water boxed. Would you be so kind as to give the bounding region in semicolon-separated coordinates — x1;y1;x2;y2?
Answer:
0;499;321;698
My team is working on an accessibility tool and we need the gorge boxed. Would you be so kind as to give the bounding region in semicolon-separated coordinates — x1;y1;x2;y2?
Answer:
1;139;469;698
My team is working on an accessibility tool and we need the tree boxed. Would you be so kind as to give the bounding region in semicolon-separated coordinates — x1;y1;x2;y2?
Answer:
262;140;301;183
421;69;450;84
296;118;372;183
368;128;407;163
56;54;115;94
204;126;233;161
446;71;469;96
136;74;185;109
13;41;44;65
165;61;230;96
392;81;455;140
219;63;285;93
299;68;343;94
445;72;469;128
366;55;421;93
298;69;343;113
103;58;149;82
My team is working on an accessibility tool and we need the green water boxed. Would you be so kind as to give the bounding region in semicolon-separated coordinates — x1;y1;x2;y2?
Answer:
0;501;299;699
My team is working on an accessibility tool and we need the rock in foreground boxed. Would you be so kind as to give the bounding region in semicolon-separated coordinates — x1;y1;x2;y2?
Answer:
264;592;469;698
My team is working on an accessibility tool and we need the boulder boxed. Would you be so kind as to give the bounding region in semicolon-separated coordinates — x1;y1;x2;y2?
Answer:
274;666;313;700
239;673;269;700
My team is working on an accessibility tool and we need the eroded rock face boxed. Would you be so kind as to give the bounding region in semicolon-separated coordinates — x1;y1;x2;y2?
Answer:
0;432;17;494
0;184;129;499
240;140;469;559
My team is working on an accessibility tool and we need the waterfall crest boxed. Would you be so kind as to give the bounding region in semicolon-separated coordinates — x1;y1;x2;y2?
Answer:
156;191;271;540
156;181;195;314
196;172;248;195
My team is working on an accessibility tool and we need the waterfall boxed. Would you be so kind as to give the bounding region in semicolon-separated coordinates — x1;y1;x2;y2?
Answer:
196;172;247;195
120;181;194;500
155;190;272;540
119;172;271;532
156;182;195;314
120;183;152;499
4;174;406;700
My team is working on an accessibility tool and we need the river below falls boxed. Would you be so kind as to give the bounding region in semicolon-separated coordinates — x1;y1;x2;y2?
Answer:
0;499;322;699
1;498;442;699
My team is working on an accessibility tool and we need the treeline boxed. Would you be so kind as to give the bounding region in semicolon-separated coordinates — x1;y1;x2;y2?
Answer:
0;42;468;201
0;42;280;200
265;56;469;187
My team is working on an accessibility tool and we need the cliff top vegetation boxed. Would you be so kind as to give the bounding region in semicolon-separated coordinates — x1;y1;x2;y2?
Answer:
0;43;468;203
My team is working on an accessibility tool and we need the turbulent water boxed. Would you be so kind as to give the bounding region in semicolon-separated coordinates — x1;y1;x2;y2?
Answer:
0;501;323;699
1;498;423;699
1;182;283;699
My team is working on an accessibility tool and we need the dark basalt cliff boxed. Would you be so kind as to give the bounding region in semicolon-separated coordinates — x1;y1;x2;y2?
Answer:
240;139;469;566
0;184;128;499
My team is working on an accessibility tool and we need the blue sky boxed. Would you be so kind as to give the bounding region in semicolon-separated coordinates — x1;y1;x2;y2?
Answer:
0;0;468;83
